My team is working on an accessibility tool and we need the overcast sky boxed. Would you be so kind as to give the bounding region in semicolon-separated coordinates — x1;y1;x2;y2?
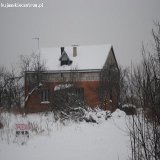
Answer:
0;0;160;70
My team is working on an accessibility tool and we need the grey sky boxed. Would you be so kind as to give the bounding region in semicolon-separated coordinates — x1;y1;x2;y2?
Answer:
0;0;160;70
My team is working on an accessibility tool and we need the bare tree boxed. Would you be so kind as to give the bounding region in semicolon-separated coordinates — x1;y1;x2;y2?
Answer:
99;63;120;111
119;66;130;106
0;66;7;108
128;23;160;160
0;66;23;110
19;52;46;112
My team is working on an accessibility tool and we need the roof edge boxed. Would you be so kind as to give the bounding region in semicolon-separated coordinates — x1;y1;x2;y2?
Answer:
25;69;101;74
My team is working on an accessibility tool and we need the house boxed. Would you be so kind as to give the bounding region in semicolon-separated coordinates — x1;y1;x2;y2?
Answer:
25;44;120;113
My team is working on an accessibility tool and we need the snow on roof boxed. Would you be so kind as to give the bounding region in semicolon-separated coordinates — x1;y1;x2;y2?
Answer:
41;44;112;70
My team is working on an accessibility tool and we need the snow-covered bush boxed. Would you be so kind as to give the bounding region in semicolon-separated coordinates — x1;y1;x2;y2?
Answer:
84;108;111;123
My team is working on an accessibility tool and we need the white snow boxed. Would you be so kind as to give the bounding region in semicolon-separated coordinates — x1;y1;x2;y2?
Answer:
54;83;73;91
40;101;50;104
112;109;126;117
41;44;112;70
122;104;136;109
0;109;130;160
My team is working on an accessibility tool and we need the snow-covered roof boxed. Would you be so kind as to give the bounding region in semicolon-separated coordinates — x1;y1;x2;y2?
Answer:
41;44;112;70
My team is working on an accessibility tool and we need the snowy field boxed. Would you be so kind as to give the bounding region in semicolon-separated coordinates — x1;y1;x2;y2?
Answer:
0;109;130;160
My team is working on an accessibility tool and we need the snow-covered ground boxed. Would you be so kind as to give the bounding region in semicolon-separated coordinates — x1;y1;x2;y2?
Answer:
0;109;130;160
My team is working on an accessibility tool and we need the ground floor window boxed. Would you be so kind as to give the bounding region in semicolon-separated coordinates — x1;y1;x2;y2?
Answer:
75;88;84;100
41;89;49;102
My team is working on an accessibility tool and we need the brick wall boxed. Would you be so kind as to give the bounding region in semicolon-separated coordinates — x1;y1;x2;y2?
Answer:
25;70;119;112
77;81;100;107
25;81;101;112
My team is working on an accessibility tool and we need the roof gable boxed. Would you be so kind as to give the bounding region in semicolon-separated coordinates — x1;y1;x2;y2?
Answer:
104;47;119;71
41;44;113;70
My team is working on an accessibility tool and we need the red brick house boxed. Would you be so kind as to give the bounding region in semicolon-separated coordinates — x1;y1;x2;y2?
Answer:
25;44;120;112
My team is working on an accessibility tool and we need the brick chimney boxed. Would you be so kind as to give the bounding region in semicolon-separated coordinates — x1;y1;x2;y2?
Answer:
73;46;77;57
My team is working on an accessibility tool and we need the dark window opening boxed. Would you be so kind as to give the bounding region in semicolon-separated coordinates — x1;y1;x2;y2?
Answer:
75;88;84;100
41;89;49;102
61;60;73;66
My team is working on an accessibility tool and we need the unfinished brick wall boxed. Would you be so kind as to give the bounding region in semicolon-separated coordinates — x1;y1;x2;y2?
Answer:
25;70;119;112
25;80;119;112
76;81;100;107
25;81;101;112
25;82;54;113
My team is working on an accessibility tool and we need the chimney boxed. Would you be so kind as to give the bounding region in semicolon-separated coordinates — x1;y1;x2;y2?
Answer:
73;46;77;57
61;47;64;55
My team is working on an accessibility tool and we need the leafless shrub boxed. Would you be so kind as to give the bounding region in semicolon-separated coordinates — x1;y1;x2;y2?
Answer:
19;52;46;113
51;84;87;122
50;70;88;122
28;121;45;135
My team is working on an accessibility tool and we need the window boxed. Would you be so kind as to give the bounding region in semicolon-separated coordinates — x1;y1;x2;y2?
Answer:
61;60;72;66
41;89;49;102
75;88;84;100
